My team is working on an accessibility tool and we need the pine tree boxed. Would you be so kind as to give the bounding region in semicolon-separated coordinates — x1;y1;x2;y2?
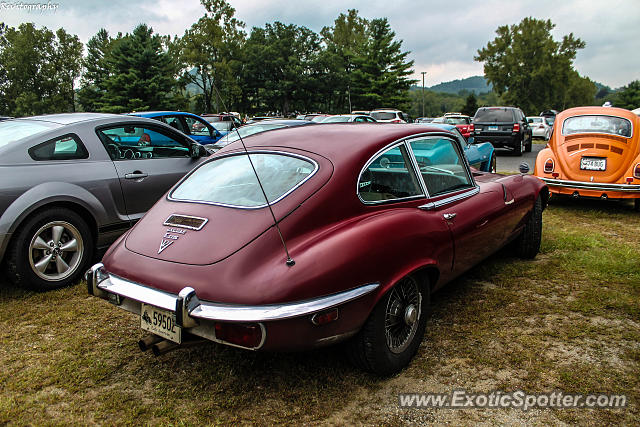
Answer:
77;29;114;112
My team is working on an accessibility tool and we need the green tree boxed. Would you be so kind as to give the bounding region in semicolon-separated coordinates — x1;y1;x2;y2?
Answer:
77;29;115;112
614;80;640;110
177;0;245;114
320;10;369;112
475;17;588;114
461;93;479;116
350;18;415;111
98;24;178;113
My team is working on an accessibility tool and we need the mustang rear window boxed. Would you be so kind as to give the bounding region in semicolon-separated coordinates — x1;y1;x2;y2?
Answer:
562;115;632;138
0;120;62;148
170;153;317;208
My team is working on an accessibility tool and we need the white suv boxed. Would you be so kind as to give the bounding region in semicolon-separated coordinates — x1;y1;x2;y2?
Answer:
370;109;408;123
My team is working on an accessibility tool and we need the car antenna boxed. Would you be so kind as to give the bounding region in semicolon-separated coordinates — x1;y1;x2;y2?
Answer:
210;83;295;267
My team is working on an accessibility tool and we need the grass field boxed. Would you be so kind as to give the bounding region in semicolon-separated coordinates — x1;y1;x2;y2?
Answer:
1;198;638;425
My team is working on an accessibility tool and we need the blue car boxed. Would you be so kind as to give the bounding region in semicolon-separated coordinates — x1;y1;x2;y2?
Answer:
129;111;224;145
424;123;496;172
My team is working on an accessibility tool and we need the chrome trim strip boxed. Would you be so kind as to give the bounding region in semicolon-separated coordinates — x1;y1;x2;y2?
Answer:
167;150;319;210
418;186;480;210
163;214;208;230
404;140;430;198
540;178;640;192
96;273;380;322
190;283;379;322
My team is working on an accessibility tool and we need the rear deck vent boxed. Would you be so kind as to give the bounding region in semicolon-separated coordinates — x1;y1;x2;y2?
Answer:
566;144;580;152
163;214;208;230
610;146;623;155
581;143;594;149
596;144;609;150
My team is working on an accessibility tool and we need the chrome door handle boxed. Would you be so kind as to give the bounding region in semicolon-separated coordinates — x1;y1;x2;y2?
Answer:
443;213;457;220
505;198;514;205
124;172;148;179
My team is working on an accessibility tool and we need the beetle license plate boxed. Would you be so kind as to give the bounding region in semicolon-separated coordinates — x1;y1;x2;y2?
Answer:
141;303;181;343
580;157;606;171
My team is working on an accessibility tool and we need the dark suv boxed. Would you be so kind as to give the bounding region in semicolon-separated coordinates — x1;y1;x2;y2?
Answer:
472;107;532;155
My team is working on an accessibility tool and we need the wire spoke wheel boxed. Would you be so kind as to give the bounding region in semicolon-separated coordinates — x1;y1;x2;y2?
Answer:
384;276;422;354
28;221;84;281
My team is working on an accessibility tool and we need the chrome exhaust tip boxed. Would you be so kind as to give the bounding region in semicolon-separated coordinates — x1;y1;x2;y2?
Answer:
138;334;164;352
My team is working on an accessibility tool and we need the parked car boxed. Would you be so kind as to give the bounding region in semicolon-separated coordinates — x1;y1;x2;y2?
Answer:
432;114;474;140
534;106;640;211
0;113;209;290
370;109;409;123
526;116;551;140
351;110;370;115
130;111;224;145
425;123;496;172
540;109;558;130
0;116;12;121
472;106;532;155
210;119;315;151
201;113;243;133
414;117;435;123
87;123;547;375
319;114;377;123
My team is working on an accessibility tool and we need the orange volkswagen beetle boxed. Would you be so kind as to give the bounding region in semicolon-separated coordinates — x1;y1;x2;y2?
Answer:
535;106;640;211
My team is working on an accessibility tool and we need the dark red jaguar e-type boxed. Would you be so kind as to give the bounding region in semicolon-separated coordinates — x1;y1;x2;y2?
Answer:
87;124;548;375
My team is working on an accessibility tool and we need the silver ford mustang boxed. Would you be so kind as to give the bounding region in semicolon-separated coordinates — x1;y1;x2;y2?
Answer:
0;113;209;290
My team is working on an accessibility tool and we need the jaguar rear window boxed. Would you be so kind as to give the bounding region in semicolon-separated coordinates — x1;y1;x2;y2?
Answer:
170;152;317;208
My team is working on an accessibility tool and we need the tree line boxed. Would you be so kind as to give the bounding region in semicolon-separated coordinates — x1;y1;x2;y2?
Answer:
1;2;638;119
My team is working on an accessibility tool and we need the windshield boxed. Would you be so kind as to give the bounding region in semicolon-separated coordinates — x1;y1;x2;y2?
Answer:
0;120;62;148
321;116;350;123
528;117;543;123
474;109;514;122
562;115;632;137
171;153;317;208
213;123;287;148
370;112;397;120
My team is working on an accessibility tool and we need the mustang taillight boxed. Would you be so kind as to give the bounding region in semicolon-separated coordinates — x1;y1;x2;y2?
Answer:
513;123;520;132
544;158;555;173
214;322;263;349
635;163;640;179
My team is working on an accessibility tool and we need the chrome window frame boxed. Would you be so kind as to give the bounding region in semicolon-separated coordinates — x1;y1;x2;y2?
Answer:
561;114;633;139
168;150;319;210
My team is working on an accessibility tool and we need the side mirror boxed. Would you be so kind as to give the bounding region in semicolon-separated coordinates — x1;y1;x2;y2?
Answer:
519;162;530;174
467;136;475;144
189;143;207;158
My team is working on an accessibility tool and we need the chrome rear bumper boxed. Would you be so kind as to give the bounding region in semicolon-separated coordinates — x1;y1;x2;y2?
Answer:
86;263;379;349
540;178;640;192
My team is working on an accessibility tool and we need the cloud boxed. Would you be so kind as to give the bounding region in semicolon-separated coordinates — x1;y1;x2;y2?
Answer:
1;0;638;87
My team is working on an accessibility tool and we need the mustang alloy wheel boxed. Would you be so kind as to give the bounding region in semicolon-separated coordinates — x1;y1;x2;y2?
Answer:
6;208;93;290
346;274;429;375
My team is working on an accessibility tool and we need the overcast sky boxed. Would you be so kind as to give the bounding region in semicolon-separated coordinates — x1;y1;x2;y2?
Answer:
1;0;639;88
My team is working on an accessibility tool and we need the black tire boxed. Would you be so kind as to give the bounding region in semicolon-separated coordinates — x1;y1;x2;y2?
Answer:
513;137;523;156
525;135;532;152
634;198;640;212
515;196;542;259
5;208;93;291
489;152;497;173
346;274;429;376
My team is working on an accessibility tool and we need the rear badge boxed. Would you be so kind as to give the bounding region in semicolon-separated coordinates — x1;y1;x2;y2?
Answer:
158;239;173;254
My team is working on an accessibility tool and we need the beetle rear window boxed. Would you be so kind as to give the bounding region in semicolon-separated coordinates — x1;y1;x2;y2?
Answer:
170;153;317;208
562;115;632;137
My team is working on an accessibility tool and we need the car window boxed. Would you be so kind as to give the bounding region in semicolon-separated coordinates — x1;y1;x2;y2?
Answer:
211;121;233;132
96;125;189;160
183;116;212;137
408;137;473;197
474;109;514;122
171;153;317;208
0;120;62;148
562;115;632;137
160;116;186;133
358;144;423;203
28;134;89;161
322;116;350;123
370;112;397;121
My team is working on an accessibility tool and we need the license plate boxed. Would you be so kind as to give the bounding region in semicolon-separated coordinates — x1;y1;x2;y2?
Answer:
580;157;606;171
141;303;181;343
488;126;498;131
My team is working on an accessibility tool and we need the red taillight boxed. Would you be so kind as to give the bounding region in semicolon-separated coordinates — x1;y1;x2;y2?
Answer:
538;124;545;129
391;119;402;123
635;163;640;179
544;158;554;173
214;322;263;349
469;124;474;132
627;177;634;183
513;123;520;132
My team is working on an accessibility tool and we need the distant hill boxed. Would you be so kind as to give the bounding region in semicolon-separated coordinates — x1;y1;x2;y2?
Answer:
411;76;492;94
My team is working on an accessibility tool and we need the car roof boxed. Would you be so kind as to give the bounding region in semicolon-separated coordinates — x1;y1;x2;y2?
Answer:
129;111;200;118
226;123;455;168
13;112;121;125
255;119;314;126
